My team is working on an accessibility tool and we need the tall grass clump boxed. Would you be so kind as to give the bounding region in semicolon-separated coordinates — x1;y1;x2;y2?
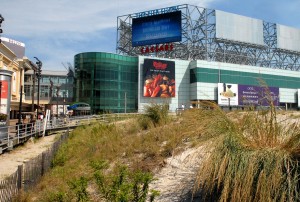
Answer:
139;103;170;129
192;98;300;201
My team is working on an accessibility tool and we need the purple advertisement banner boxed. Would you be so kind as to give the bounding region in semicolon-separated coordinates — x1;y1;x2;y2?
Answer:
238;84;279;106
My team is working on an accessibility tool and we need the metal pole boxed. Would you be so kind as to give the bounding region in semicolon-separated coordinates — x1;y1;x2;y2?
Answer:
34;57;42;120
37;75;40;119
32;73;35;112
124;92;127;113
18;85;23;124
63;93;65;115
218;63;221;83
0;81;2;113
56;95;59;116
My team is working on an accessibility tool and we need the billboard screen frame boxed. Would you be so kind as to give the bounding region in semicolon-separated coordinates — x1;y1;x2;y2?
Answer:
132;11;182;47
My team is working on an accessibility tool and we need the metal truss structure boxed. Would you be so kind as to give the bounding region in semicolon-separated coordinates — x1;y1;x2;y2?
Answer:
117;4;300;71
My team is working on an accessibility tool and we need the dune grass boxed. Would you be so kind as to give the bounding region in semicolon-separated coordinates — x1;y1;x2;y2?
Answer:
191;101;300;201
16;101;300;201
20;103;199;201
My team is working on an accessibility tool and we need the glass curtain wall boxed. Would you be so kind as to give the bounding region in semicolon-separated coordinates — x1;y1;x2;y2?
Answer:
74;52;138;113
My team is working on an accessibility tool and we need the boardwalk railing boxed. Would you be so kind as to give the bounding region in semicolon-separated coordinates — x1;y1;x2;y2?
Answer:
0;114;137;155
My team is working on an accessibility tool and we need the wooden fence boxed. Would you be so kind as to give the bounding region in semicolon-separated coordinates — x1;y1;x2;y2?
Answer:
0;130;69;202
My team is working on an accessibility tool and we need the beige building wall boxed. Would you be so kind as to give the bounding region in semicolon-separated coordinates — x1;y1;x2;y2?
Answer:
0;42;35;117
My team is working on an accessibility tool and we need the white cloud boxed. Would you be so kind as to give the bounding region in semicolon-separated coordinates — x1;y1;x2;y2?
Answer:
2;0;299;71
2;0;214;36
0;0;216;69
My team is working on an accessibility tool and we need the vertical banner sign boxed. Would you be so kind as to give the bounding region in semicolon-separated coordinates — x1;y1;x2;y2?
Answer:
0;80;8;114
143;59;175;98
218;83;238;106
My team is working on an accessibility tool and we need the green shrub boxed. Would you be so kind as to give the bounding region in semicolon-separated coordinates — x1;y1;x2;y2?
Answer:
91;161;159;202
68;176;89;202
51;144;69;167
0;113;7;121
44;191;68;202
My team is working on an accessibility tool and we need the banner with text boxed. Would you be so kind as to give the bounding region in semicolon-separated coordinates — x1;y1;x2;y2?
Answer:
218;83;279;106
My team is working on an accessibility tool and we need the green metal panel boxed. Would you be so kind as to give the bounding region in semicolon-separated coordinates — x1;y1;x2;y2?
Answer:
190;67;300;88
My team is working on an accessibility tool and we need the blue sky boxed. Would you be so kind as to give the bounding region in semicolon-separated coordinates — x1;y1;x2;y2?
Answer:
1;0;300;70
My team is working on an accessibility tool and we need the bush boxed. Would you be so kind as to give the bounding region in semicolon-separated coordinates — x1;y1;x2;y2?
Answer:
91;161;159;202
0;113;7;121
36;189;69;202
52;144;69;167
138;116;154;130
68;176;89;202
141;103;170;128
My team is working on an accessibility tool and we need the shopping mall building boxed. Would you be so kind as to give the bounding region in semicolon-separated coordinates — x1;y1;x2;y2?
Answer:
74;4;300;113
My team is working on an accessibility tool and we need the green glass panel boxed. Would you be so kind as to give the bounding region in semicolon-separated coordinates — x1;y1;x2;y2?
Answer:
75;52;138;113
191;67;300;89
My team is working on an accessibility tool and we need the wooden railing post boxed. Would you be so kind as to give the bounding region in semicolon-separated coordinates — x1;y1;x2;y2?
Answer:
17;165;23;190
41;152;46;175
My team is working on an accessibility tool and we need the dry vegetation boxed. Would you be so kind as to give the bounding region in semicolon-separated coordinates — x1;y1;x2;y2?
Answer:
15;102;300;202
192;102;300;201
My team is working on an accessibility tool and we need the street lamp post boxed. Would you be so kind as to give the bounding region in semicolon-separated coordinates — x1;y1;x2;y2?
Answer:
18;85;23;124
56;86;60;117
63;92;66;115
34;57;42;120
0;81;2;113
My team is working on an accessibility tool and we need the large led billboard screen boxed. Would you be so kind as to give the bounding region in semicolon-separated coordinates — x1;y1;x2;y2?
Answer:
143;59;175;98
132;11;182;47
218;83;279;106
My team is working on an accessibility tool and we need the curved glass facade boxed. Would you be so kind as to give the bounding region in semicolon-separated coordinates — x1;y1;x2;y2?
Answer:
74;52;138;113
